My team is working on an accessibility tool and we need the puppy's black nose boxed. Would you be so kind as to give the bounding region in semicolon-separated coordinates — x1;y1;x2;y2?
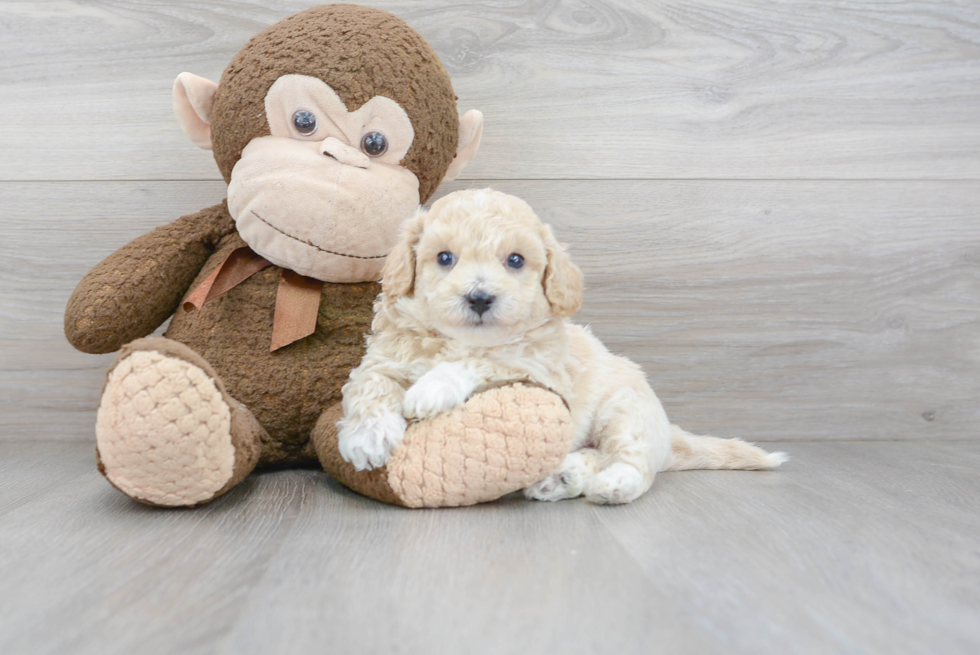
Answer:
466;290;495;317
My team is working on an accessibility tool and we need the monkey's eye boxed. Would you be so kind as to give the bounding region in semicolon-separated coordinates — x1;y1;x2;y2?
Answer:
437;251;455;267
292;110;317;136
360;131;388;157
506;253;525;270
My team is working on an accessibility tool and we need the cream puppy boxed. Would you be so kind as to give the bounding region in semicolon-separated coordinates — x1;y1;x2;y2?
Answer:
338;189;786;504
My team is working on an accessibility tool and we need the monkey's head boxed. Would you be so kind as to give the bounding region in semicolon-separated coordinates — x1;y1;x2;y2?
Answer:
172;4;483;282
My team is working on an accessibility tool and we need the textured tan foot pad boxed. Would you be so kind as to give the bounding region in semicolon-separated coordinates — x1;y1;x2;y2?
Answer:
96;349;235;506
317;384;574;508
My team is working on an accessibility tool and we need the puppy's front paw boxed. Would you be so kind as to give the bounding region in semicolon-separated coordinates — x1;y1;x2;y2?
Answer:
403;362;477;420
337;411;407;471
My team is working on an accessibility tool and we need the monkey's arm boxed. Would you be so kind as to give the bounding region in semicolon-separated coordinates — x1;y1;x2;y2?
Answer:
65;201;237;354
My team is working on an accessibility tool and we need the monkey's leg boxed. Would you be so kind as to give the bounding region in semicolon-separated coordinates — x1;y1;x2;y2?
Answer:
312;384;575;508
95;338;264;507
311;403;407;506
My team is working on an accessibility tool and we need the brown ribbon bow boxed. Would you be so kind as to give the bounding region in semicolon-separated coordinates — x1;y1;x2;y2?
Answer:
183;247;323;351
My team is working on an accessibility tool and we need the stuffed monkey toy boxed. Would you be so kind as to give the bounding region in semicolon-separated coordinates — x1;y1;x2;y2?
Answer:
64;4;572;508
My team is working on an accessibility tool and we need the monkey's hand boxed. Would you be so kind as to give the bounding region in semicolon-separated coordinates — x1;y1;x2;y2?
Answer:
65;203;235;354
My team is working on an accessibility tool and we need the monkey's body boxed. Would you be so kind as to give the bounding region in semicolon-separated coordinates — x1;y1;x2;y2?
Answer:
65;5;574;508
65;200;372;459
165;205;379;467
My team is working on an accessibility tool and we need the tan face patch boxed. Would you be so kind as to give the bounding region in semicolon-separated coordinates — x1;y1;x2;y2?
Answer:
265;74;415;166
227;75;423;283
228;134;420;282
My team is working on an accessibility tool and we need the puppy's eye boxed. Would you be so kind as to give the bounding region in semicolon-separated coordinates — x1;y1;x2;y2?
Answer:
506;253;525;270
437;251;456;267
292;110;317;136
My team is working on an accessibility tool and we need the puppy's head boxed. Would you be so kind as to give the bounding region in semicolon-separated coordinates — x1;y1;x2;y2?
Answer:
382;189;583;343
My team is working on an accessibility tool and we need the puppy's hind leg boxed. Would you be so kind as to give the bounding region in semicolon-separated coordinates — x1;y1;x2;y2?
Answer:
524;448;603;502
581;388;669;505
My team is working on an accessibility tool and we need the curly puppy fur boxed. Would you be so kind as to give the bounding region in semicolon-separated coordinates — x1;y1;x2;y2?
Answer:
339;189;787;504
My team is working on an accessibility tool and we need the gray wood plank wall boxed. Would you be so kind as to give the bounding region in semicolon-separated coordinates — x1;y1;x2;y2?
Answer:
1;1;978;442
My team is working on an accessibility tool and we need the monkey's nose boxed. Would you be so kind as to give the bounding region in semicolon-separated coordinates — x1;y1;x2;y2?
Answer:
320;137;370;168
465;291;495;317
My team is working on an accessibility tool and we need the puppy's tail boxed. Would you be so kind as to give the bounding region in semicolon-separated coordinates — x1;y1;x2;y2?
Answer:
663;424;788;471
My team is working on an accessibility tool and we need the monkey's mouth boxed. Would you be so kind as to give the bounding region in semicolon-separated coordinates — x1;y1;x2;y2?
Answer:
252;211;389;260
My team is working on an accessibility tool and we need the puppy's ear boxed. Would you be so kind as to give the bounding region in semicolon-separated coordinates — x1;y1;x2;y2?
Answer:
542;224;583;317
382;208;427;300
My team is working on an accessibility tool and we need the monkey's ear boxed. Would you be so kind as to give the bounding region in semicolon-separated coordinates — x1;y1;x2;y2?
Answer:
381;208;428;301
173;72;219;150
441;110;484;183
542;224;583;318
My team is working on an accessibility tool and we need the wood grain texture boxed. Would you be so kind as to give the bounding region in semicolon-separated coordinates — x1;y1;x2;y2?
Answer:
216;477;722;655
0;181;231;440
1;0;979;181
3;179;977;442
0;440;977;654
0;440;94;516
0;444;319;655
597;439;980;655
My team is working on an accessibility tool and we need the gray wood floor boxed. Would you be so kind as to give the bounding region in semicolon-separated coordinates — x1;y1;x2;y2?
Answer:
1;439;978;655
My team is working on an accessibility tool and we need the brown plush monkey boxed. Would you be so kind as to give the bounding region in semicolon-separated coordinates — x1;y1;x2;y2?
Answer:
65;4;572;508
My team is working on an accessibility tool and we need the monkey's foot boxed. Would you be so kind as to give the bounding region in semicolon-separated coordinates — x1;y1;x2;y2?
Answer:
96;338;262;507
315;384;575;508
